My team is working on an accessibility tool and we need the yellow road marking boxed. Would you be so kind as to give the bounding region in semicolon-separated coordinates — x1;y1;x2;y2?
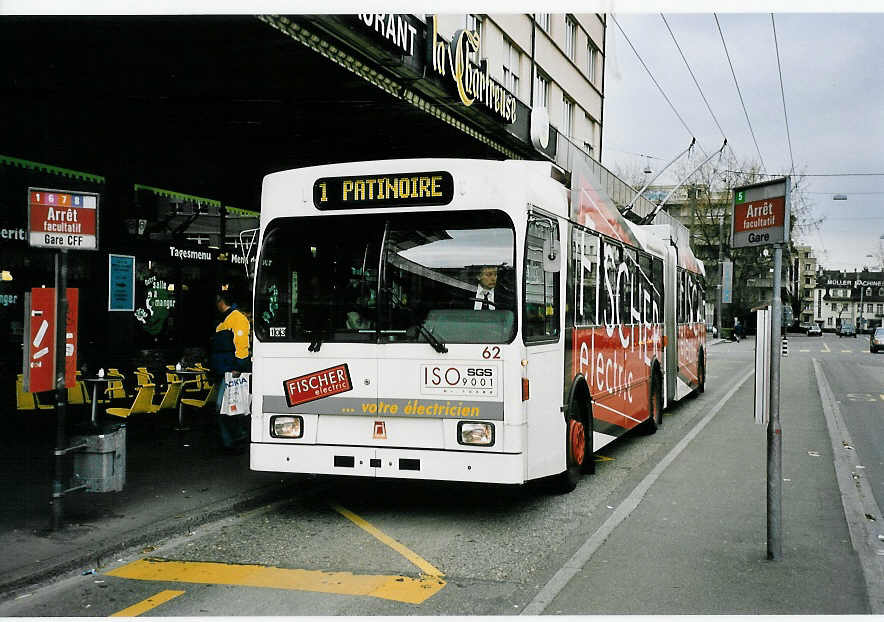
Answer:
841;349;852;353
107;558;444;605
110;589;184;617
799;349;810;352
822;342;831;353
593;454;615;462
332;504;443;578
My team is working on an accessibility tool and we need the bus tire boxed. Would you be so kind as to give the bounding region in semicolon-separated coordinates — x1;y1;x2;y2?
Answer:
639;370;663;435
697;350;706;394
550;398;590;494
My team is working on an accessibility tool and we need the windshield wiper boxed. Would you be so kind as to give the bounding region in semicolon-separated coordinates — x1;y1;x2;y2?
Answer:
384;288;447;354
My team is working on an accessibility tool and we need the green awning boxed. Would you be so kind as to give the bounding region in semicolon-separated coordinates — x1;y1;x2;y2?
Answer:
134;184;222;207
225;206;259;218
0;154;106;184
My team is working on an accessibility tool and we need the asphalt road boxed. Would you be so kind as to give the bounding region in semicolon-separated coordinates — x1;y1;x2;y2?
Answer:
785;331;884;511
0;338;872;616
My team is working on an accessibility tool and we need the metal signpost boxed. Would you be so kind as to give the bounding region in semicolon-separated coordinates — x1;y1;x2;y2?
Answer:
731;177;791;561
28;187;100;530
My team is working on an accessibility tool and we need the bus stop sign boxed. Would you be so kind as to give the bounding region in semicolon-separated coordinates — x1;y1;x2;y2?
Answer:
731;178;790;248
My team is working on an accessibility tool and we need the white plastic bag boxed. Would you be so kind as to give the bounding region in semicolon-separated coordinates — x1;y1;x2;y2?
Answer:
220;372;251;416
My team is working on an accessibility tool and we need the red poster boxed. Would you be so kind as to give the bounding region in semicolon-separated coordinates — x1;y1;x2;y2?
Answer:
26;288;79;393
65;289;79;388
27;288;56;393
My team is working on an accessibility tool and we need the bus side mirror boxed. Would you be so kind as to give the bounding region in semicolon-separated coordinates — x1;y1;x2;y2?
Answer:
543;239;561;273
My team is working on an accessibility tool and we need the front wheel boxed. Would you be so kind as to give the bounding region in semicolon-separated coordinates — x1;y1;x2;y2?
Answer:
640;372;663;434
697;352;706;394
550;401;590;494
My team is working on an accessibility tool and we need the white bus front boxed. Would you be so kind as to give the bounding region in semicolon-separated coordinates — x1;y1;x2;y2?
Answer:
250;166;530;484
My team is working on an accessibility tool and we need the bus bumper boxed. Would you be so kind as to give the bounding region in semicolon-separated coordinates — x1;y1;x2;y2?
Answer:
250;443;525;484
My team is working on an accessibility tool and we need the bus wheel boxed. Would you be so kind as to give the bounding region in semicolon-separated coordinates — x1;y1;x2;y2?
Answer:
697;352;706;394
640;372;662;434
550;403;589;493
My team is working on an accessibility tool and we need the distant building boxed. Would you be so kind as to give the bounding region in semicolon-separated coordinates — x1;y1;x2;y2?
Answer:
793;245;817;324
814;268;884;331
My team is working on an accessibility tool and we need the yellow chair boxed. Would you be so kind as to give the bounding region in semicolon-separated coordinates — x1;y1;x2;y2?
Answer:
16;374;54;411
134;367;154;387
180;382;218;410
149;380;183;413
105;369;128;400
66;373;90;405
106;383;157;418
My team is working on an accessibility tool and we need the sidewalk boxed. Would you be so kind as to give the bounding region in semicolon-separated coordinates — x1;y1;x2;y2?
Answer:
0;406;299;596
543;347;871;614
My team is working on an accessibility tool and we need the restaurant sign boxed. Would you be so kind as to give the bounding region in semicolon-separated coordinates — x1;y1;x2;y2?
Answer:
731;177;790;249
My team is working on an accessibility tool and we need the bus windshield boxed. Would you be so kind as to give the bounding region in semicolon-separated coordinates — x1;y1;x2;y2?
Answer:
254;210;516;345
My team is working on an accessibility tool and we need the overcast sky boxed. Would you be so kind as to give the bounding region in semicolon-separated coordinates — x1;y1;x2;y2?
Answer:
600;12;884;271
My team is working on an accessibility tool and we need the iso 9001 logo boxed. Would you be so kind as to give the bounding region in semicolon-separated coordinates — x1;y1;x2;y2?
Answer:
420;363;499;397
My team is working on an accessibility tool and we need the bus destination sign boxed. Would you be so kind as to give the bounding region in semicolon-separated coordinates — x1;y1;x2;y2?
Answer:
313;171;454;210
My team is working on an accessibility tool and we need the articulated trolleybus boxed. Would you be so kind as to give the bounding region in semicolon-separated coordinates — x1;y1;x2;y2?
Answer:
250;159;706;492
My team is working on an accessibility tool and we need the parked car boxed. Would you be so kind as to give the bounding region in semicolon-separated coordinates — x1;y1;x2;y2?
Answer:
871;327;884;353
838;323;857;338
798;322;813;333
807;324;822;337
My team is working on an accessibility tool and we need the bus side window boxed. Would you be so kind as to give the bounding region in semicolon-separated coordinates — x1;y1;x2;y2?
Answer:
621;248;636;325
652;257;664;316
601;241;621;328
524;216;560;343
572;227;598;326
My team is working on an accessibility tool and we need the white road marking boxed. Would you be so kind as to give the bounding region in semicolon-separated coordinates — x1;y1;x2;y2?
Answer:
813;359;884;613
521;365;755;616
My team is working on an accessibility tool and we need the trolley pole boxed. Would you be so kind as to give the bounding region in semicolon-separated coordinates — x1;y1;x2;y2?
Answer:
50;249;69;531
767;243;783;560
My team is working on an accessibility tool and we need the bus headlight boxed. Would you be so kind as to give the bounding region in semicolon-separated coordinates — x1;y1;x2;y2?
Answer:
458;422;494;446
271;415;303;438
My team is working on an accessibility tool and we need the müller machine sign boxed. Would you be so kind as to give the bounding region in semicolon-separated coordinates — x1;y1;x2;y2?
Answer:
731;177;791;248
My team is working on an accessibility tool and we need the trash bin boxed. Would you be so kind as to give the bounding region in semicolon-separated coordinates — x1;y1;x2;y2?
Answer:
71;424;126;492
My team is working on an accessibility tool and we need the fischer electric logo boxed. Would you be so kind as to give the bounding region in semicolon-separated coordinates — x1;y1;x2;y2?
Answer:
283;364;353;407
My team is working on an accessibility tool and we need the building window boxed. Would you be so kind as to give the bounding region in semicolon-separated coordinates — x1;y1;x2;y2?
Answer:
879;287;884;296
466;14;482;65
805;263;811;271
561;96;573;138
877;303;883;314
804;276;811;285
502;37;520;95
866;287;872;296
868;303;874;312
587;43;597;83
534;71;549;109
536;13;550;33
565;16;577;60
827;317;833;327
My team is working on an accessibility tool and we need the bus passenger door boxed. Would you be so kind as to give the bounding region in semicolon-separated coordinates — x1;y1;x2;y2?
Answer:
524;214;566;480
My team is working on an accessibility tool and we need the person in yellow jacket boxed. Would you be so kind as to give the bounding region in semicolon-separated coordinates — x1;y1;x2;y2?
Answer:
210;291;251;452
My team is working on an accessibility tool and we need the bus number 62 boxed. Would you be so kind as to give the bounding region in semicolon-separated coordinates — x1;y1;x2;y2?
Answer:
482;346;500;359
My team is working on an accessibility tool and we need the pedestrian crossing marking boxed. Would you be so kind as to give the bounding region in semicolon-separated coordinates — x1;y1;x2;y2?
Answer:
106;558;445;605
110;589;184;617
841;350;853;353
800;349;809;352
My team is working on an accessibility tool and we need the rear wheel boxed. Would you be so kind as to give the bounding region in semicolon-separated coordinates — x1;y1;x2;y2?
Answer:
697;352;706;394
640;371;663;434
550;399;590;494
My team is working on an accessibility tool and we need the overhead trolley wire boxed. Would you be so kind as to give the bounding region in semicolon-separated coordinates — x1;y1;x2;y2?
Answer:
611;13;708;157
714;14;767;173
660;13;727;141
771;14;796;177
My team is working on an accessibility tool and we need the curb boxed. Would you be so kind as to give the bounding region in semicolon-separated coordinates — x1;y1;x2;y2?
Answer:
0;479;302;599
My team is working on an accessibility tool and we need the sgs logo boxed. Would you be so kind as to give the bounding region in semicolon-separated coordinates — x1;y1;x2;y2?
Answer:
466;368;494;377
